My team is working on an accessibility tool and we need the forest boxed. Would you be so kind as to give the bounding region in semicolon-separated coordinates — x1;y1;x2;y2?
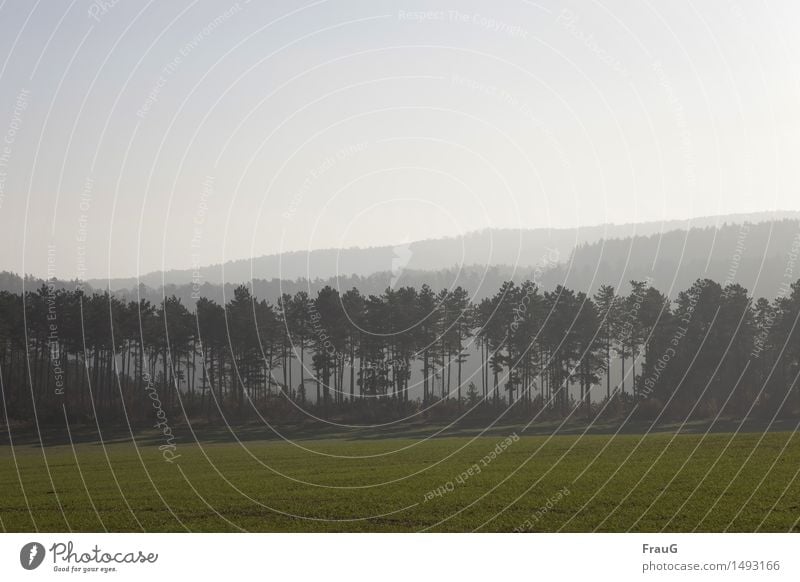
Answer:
1;276;799;428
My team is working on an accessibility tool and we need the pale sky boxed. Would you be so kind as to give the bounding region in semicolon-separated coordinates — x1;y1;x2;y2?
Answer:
1;0;799;280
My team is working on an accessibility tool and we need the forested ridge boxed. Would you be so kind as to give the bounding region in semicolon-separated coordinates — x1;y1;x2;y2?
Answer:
1;276;799;428
3;219;799;309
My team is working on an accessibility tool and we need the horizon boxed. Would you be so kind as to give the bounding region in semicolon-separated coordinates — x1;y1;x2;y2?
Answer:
6;209;799;282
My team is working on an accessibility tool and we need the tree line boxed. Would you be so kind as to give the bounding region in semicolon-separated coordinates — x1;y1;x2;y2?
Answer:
1;277;799;427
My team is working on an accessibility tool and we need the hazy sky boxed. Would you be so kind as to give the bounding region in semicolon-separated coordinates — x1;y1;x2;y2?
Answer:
1;0;799;280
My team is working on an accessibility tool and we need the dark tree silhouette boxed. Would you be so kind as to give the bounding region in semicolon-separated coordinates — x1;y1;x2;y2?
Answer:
1;277;799;428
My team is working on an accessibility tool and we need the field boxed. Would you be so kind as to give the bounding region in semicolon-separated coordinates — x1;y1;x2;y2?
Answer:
2;427;800;532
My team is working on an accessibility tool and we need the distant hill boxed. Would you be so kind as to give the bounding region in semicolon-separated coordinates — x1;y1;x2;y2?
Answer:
543;218;800;298
85;211;800;291
3;212;799;303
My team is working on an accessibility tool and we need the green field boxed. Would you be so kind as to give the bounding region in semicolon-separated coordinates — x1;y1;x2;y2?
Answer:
2;429;799;532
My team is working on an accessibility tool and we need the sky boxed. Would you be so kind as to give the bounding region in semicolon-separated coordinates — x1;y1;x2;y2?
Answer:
0;0;799;280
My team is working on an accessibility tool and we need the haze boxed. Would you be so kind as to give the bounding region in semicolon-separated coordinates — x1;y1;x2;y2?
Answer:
0;0;798;280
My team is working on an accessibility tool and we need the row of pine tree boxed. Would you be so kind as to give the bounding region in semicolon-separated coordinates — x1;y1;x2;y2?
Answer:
1;277;799;426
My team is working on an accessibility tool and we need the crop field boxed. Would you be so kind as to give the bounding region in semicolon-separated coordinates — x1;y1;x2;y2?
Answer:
1;430;799;532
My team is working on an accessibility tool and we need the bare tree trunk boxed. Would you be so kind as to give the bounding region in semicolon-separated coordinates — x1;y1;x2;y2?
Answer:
349;345;354;402
606;336;611;399
457;352;463;406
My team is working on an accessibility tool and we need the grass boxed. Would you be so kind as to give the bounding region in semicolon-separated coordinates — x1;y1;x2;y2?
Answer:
1;428;799;532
